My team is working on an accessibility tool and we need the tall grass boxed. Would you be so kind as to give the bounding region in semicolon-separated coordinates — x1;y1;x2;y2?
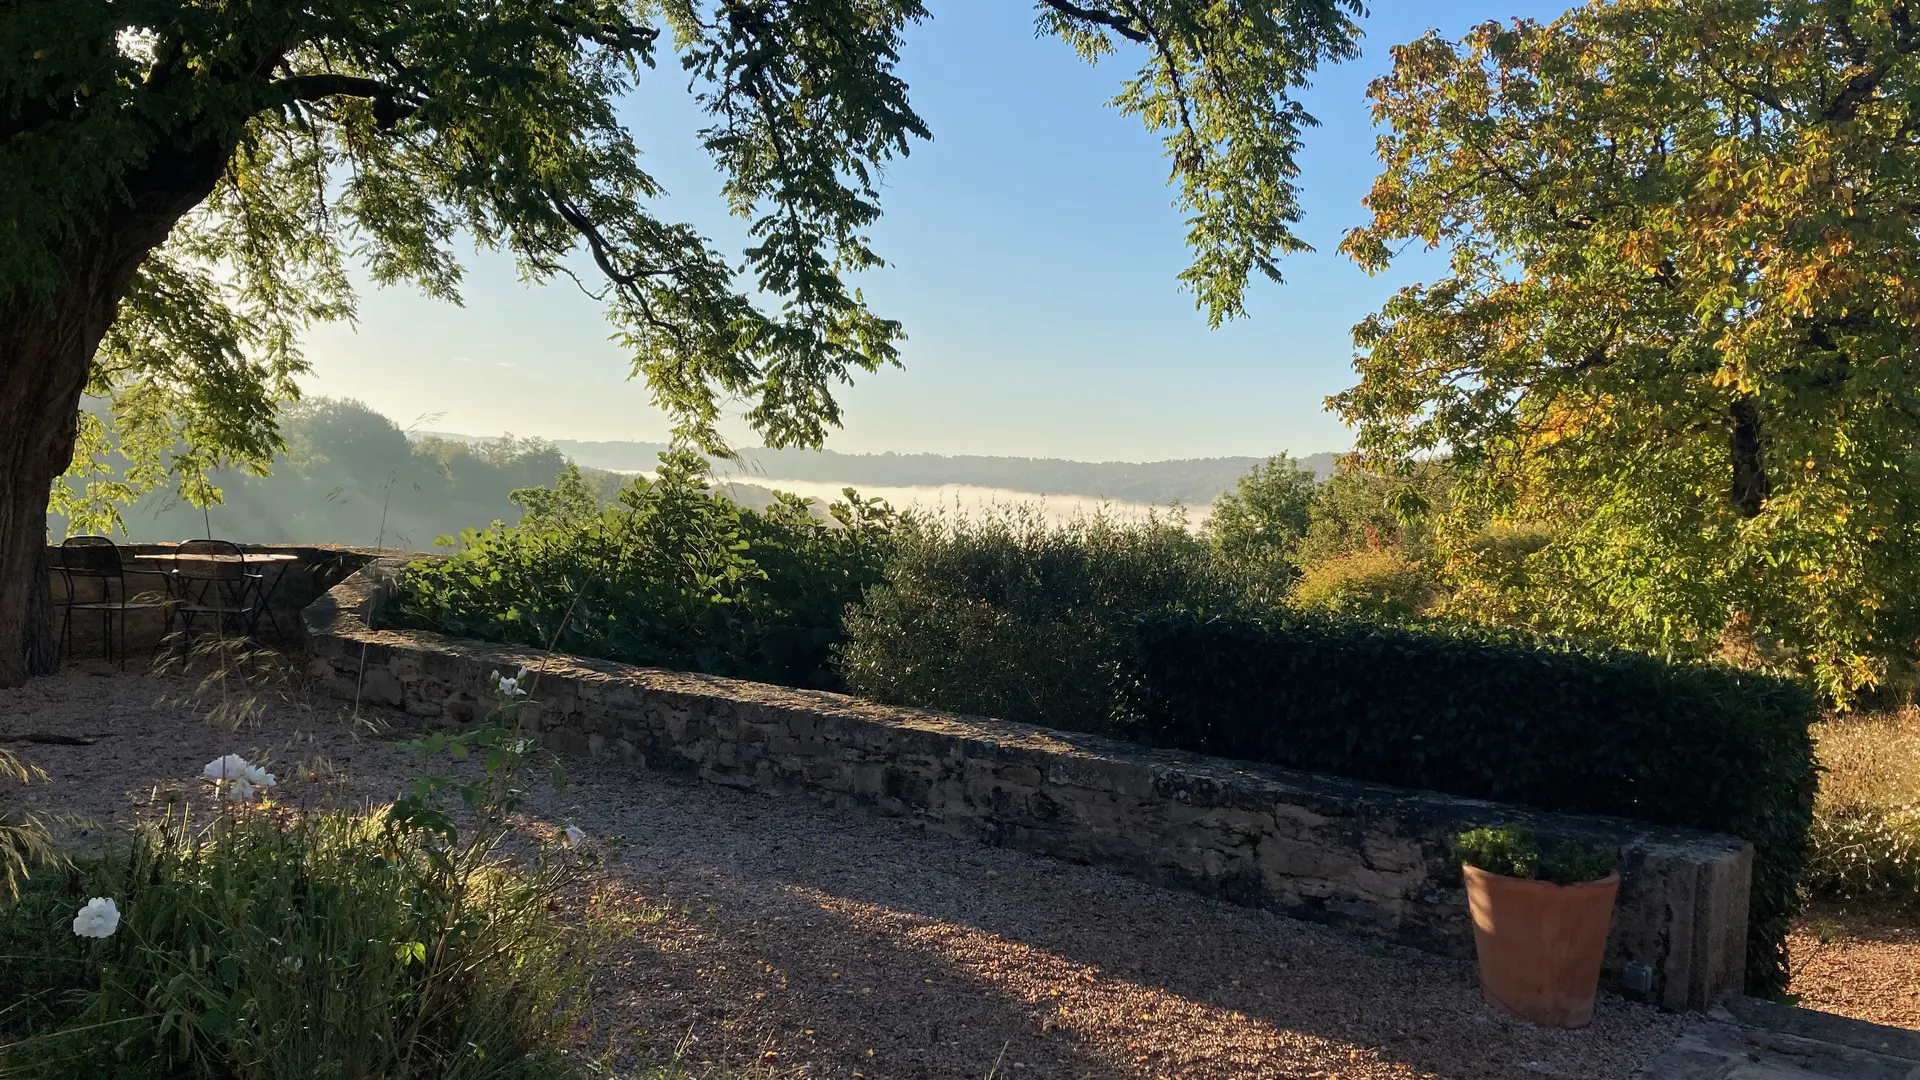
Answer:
1804;710;1920;908
0;678;595;1080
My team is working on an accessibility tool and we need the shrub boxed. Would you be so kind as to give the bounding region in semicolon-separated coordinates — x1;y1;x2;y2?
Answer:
839;507;1235;733
1455;826;1618;885
389;451;895;690
1290;548;1439;620
1117;611;1819;996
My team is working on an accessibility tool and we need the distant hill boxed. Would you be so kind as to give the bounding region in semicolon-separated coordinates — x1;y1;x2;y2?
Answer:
424;434;1339;508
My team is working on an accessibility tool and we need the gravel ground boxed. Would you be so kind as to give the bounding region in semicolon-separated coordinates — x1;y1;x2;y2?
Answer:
0;668;1692;1080
1788;904;1920;1029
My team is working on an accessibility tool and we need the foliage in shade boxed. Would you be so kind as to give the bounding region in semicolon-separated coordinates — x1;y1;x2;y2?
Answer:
1116;611;1819;996
838;508;1236;734
1335;1;1920;699
0;810;587;1079
389;452;895;691
1455;826;1618;887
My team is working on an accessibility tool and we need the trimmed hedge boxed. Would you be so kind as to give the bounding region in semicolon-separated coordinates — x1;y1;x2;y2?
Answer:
1116;612;1819;997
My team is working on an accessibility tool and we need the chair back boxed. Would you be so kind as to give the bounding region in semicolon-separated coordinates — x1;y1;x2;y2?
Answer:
174;539;247;581
59;536;124;575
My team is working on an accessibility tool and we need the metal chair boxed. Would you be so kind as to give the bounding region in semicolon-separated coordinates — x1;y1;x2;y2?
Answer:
55;536;177;666
168;539;262;639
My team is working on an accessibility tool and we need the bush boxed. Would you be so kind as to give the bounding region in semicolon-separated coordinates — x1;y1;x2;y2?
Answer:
389;452;895;690
1454;826;1618;885
1291;548;1439;620
1117;611;1819;997
839;508;1235;733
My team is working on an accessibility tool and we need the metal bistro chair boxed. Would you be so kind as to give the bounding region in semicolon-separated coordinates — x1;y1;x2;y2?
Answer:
56;536;178;667
168;539;264;640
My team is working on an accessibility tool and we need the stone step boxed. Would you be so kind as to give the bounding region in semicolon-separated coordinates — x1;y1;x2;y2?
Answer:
1640;997;1920;1080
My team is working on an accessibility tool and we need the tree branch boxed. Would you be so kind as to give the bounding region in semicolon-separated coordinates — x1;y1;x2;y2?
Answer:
1038;0;1149;44
266;73;419;127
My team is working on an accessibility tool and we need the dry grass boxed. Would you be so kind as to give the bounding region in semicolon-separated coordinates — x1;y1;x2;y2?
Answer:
1805;710;1920;908
1815;710;1920;809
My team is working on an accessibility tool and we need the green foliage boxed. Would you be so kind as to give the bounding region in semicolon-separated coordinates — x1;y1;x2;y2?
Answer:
390;451;895;690
1117;611;1820;996
1336;1;1920;699
1293;460;1447;568
839;508;1233;734
1454;826;1618;887
0;667;590;1080
0;808;586;1080
16;0;1362;526
1290;548;1439;621
1204;454;1317;600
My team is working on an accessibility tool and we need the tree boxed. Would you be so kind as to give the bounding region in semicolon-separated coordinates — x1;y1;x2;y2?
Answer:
1335;0;1920;698
0;0;1363;686
1204;453;1316;597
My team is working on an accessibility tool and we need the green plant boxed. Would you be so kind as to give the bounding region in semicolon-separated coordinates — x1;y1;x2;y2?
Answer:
0;674;593;1079
389;451;895;691
839;506;1235;733
1118;610;1819;996
1455;826;1617;886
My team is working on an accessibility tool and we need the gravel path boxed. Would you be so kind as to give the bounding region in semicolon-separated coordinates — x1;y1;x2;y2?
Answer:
1;668;1690;1080
1788;905;1920;1030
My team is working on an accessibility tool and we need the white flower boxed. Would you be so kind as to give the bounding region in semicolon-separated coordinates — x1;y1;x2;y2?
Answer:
72;897;120;939
496;676;526;698
225;777;259;803
242;764;277;790
280;955;304;972
561;825;586;849
203;754;251;781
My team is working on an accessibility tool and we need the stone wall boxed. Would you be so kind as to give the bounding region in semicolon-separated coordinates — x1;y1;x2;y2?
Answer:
306;558;1753;1012
48;543;378;660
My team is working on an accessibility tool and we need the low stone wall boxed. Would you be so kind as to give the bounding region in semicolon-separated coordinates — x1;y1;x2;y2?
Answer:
48;543;379;660
306;559;1753;1012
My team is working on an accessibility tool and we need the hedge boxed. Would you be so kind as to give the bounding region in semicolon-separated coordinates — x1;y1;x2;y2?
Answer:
1116;612;1820;997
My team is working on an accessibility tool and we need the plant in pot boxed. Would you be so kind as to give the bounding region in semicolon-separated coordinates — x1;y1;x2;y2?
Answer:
1455;826;1620;1028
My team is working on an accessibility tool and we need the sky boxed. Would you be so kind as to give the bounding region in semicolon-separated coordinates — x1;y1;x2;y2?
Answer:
300;0;1570;463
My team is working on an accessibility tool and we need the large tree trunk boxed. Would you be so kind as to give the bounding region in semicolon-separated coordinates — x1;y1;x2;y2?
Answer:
0;128;233;687
0;292;117;687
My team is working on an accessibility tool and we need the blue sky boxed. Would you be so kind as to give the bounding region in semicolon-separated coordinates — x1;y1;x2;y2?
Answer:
301;0;1569;462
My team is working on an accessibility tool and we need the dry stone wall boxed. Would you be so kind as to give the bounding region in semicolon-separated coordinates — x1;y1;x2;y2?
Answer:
306;558;1753;1012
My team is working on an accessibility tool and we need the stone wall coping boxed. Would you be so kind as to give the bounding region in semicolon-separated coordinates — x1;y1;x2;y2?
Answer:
309;557;1748;860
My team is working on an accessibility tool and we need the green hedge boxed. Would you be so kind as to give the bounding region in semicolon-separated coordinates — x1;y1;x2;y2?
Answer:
1116;612;1820;997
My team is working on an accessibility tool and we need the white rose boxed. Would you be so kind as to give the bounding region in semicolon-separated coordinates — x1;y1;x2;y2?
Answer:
72;897;120;939
562;825;586;849
203;754;250;781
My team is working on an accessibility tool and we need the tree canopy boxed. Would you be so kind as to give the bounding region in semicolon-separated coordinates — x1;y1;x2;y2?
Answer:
1337;0;1920;698
0;0;1363;683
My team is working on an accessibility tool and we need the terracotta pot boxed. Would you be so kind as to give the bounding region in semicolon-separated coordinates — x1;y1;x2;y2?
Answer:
1462;864;1620;1028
